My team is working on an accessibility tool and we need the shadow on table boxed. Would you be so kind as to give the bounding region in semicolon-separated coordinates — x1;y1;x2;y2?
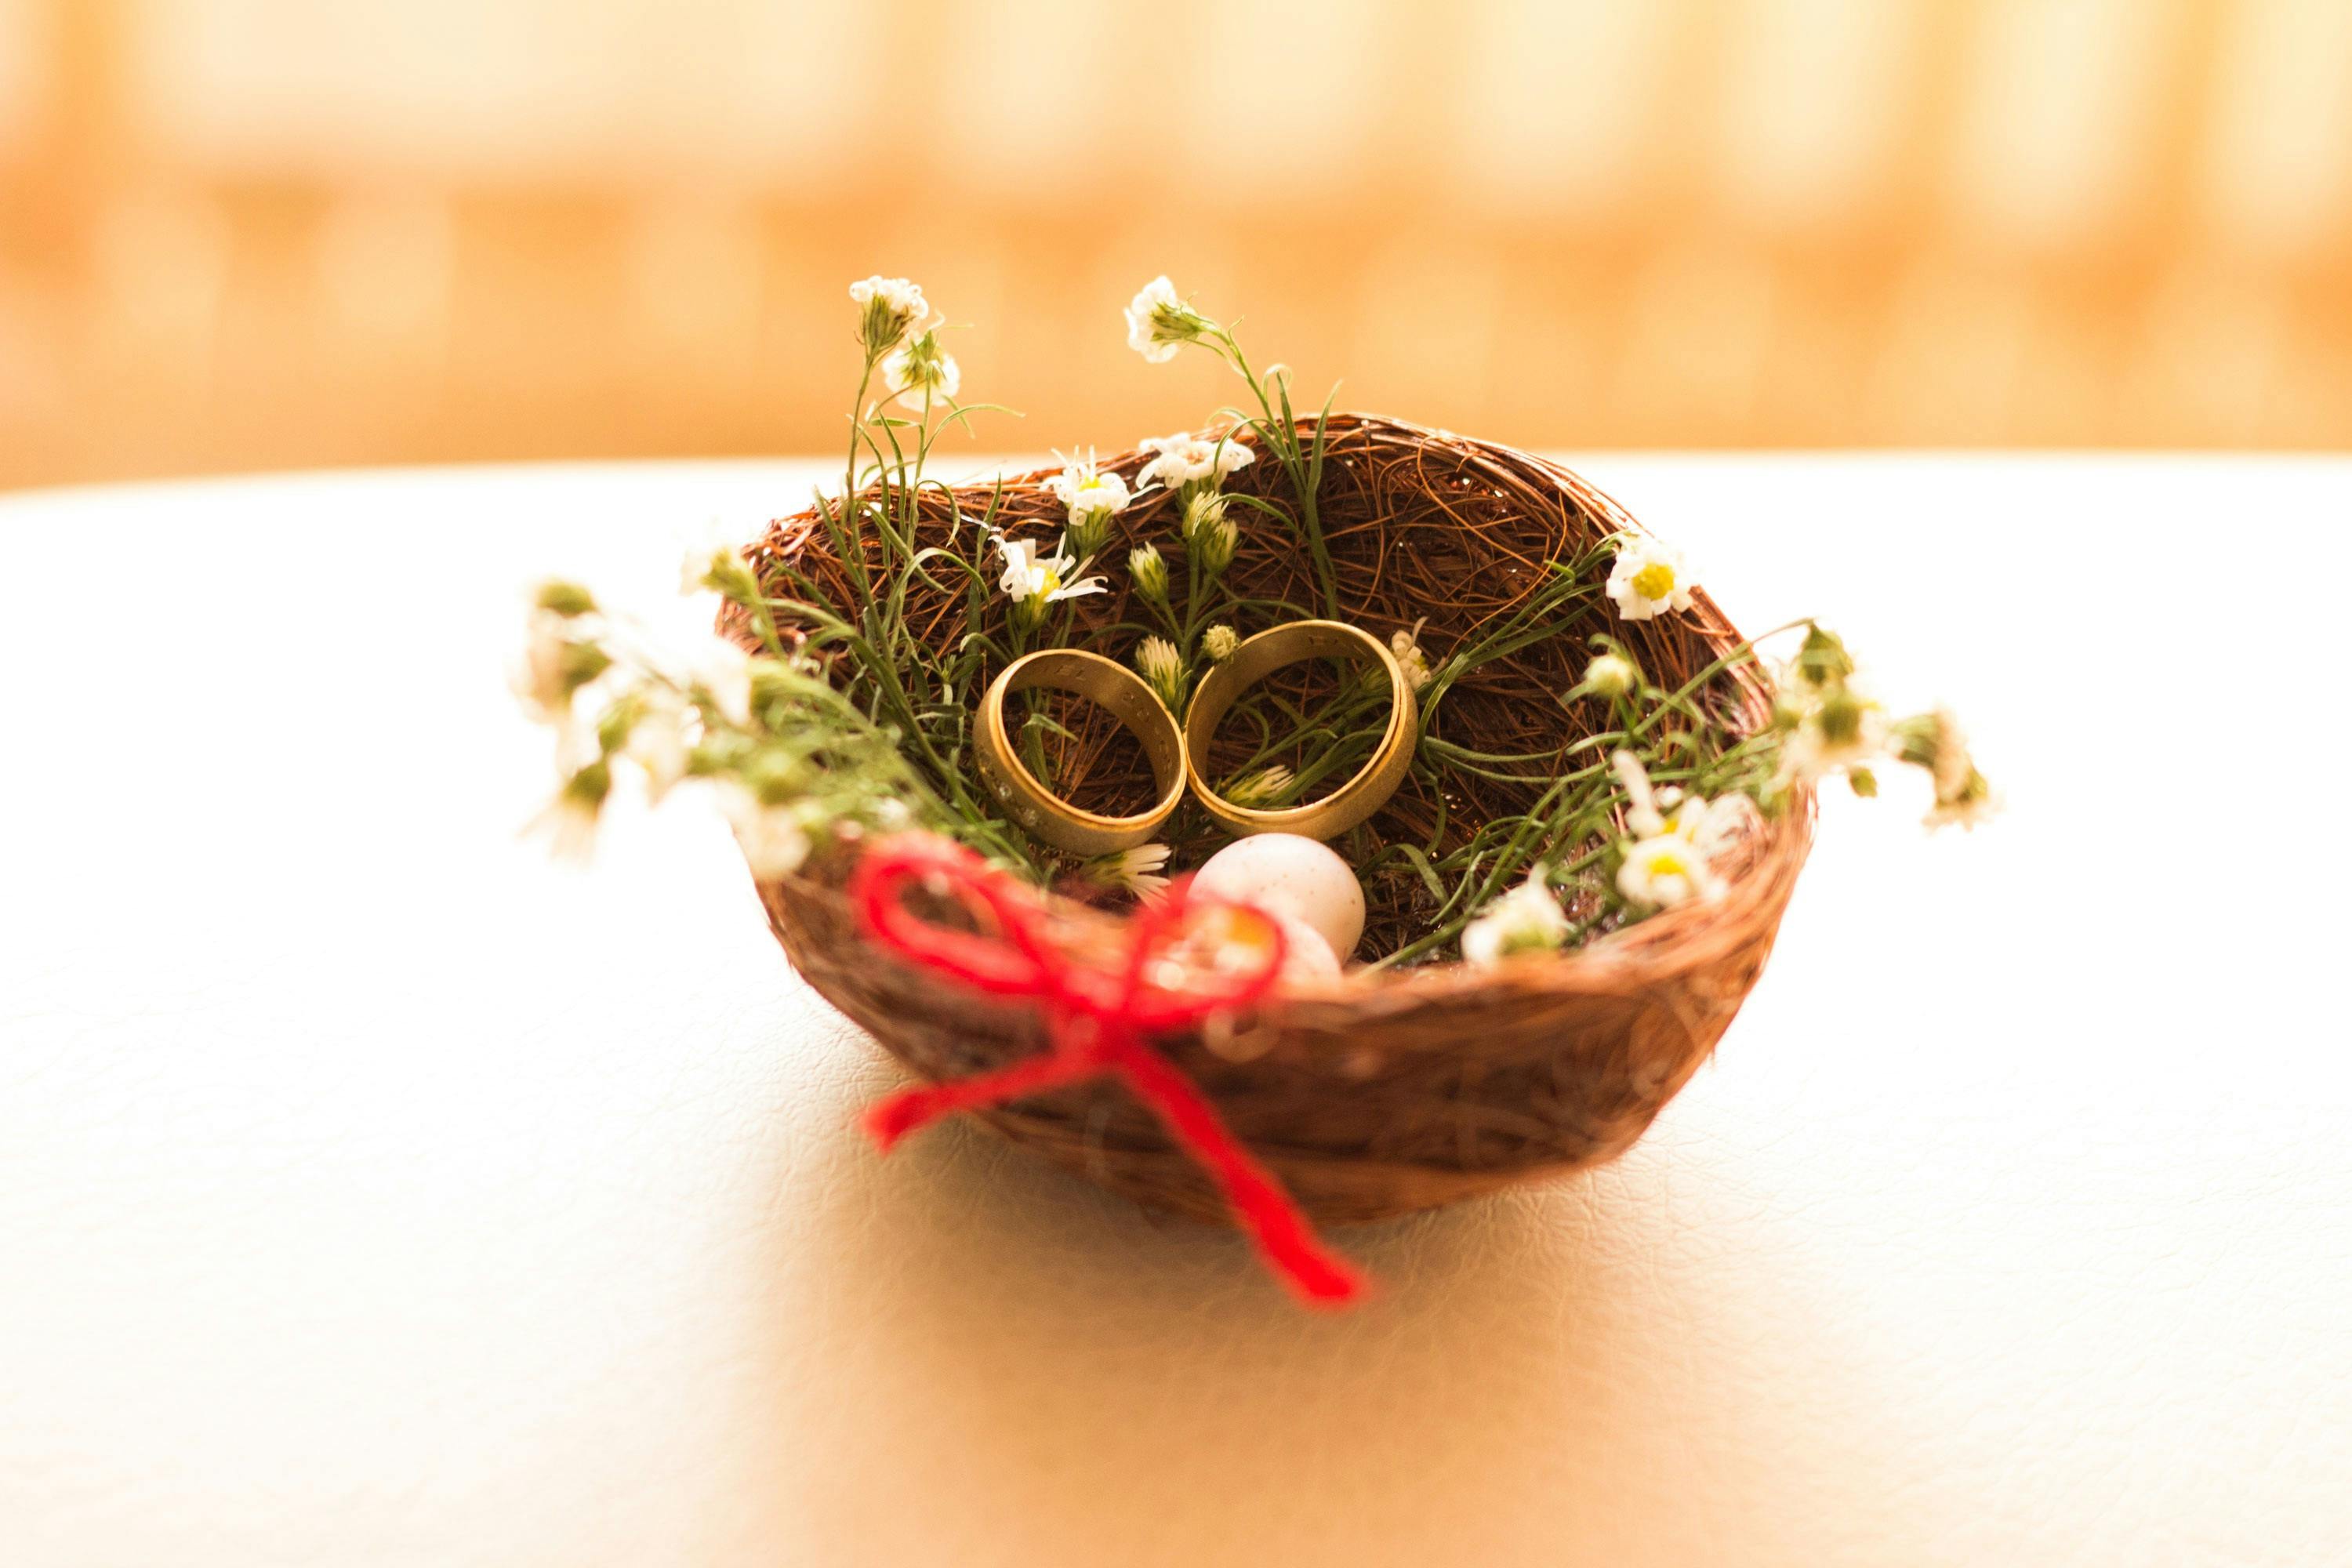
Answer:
733;1022;1869;1566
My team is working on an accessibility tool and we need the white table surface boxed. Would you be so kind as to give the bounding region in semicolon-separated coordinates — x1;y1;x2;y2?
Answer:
3;455;2347;1567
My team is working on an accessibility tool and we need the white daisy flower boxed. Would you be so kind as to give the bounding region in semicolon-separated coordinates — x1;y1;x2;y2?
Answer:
514;612;572;722
1087;842;1172;899
1891;706;1975;800
1044;453;1132;521
1663;789;1752;869
849;275;927;353
996;536;1107;622
678;516;765;597
1924;767;2001;831
1886;706;1998;829
719;783;812;880
683;637;753;728
1616;831;1725;910
1138;430;1254;489
1608;750;1745;860
623;693;691;803
1461;870;1571;965
514;612;612;724
1673;793;1749;860
1124;275;1212;362
1610;749;1668;836
1046;454;1131;559
1604;535;1697;621
881;329;960;408
997;536;1046;600
528;759;612;864
1777;684;1886;783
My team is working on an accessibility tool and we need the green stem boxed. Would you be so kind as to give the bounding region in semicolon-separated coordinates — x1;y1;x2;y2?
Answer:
1210;330;1338;617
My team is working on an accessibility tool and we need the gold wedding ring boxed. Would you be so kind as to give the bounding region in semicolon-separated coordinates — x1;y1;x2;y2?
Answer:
976;649;1187;856
1183;619;1417;840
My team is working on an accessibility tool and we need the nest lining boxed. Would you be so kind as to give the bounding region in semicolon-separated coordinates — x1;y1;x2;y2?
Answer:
746;412;1759;960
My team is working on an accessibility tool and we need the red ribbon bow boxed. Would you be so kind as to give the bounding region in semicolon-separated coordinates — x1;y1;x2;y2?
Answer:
849;834;1366;1307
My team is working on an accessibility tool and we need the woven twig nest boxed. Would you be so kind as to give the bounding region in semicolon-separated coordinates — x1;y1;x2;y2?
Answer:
732;414;1813;1225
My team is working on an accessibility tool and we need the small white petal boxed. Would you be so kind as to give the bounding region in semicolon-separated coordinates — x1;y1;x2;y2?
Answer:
1461;872;1570;964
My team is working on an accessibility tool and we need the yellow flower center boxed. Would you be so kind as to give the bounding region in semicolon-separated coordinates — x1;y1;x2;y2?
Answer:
1036;568;1062;599
1632;562;1676;602
1644;848;1686;877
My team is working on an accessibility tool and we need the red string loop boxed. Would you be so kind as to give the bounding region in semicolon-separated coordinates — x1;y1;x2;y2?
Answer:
847;833;1367;1307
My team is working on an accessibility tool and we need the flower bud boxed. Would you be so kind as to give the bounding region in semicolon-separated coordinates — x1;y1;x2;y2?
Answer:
747;655;797;713
1389;624;1434;691
563;756;613;811
532;757;612;861
1203;624;1239;662
1891;707;1974;797
713;554;762;605
681;539;762;604
881;329;959;409
1815;684;1869;748
1890;712;1939;769
623;695;690;800
1794;624;1855;689
1128;543;1169;606
593;693;640;756
1584;652;1637;699
1064;510;1111;564
1926;765;1999;830
1193;514;1237;578
1134;634;1186;713
737;746;809;808
1226;764;1294;807
534;580;597;619
558;639;612;696
1181;488;1229;542
849;275;927;355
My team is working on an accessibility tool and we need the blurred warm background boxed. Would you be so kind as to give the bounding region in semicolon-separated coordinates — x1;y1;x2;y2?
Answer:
2;0;2347;490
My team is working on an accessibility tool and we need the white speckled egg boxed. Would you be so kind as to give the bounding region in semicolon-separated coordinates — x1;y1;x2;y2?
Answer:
1193;834;1367;961
1271;913;1341;986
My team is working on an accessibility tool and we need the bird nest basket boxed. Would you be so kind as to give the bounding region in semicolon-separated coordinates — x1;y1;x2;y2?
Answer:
730;414;1813;1225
